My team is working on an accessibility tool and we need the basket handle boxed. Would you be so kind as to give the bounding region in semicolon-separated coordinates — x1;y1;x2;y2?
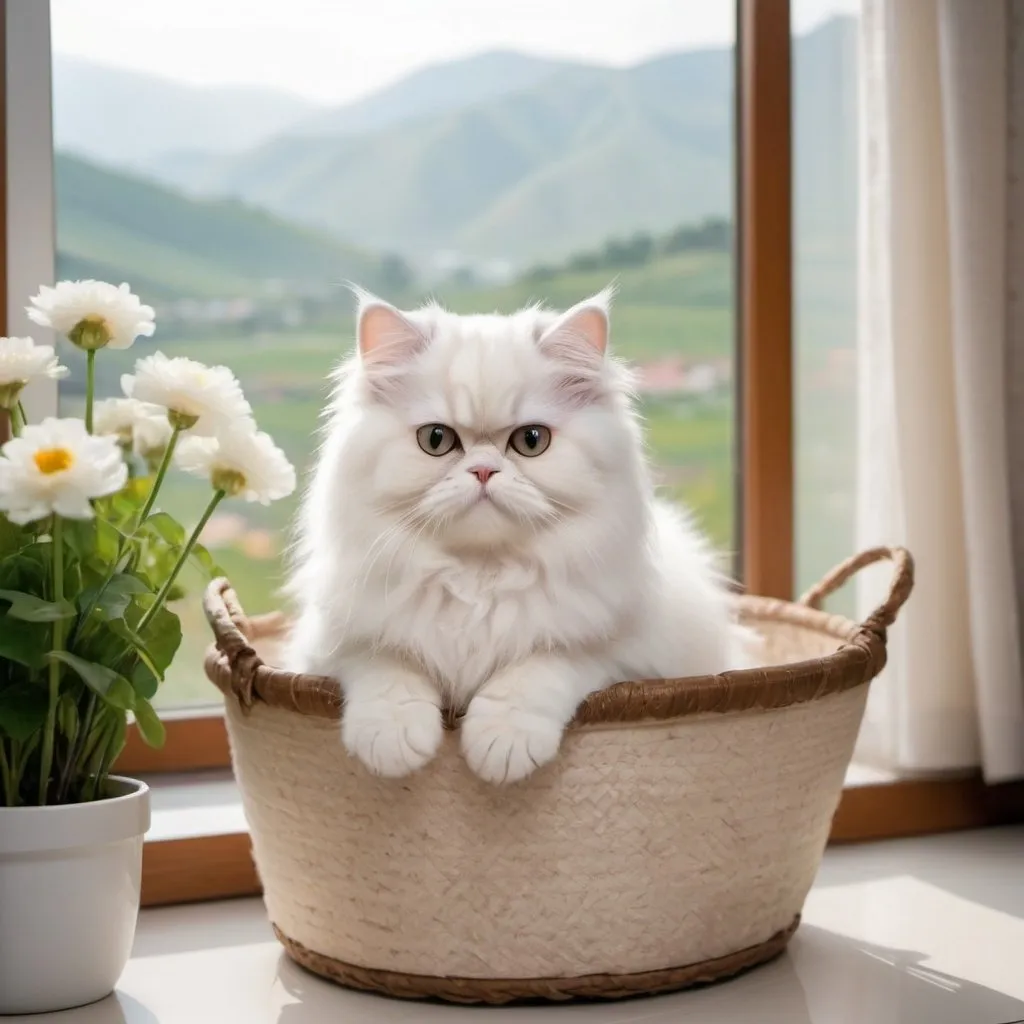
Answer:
798;546;914;635
204;577;262;710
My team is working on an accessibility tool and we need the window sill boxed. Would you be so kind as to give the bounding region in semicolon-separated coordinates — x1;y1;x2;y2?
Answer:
146;770;246;842
135;761;1024;907
141;771;257;907
141;761;895;848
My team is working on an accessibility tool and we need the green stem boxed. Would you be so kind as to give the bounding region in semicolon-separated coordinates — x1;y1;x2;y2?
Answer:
56;691;96;804
69;420;179;655
83;714;116;802
93;724;125;800
0;741;15;806
37;516;65;804
17;400;27;428
136;426;181;525
9;403;24;436
137;490;224;633
85;350;96;433
68;545;134;651
13;734;37;782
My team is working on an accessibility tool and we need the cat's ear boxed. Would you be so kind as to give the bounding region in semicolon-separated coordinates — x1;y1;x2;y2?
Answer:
537;287;613;360
535;288;614;406
354;290;428;367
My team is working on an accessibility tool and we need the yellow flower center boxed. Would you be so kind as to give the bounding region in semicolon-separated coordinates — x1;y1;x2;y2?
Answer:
33;446;74;475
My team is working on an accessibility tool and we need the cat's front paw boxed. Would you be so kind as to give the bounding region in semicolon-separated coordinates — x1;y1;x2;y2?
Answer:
460;696;563;785
342;694;444;778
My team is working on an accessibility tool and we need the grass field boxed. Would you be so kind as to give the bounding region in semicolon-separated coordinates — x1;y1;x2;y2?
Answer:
60;245;858;706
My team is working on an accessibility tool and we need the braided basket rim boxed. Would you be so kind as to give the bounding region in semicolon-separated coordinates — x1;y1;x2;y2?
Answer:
203;546;913;727
273;915;801;1004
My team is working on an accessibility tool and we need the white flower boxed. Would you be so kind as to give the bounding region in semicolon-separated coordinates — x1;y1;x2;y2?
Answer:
176;428;296;505
0;417;127;524
122;353;252;436
0;337;69;386
0;337;68;407
27;280;155;350
93;397;173;458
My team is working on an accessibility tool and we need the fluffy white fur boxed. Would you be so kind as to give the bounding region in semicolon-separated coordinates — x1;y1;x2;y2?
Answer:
284;289;756;785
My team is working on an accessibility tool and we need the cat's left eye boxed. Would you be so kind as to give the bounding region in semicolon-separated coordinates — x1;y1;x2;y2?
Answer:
416;423;460;456
509;425;552;457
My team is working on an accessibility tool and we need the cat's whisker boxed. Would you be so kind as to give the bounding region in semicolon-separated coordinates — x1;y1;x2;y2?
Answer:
352;509;422;595
383;514;433;601
544;495;587;517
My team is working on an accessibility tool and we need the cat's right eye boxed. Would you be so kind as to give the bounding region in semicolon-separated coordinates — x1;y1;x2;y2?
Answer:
416;424;460;456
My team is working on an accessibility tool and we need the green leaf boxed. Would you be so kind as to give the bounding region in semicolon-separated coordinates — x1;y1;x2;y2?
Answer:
107;620;162;700
129;657;160;700
142;512;185;547
79;574;152;622
47;651;135;710
0;682;48;741
57;691;79;745
133;604;182;678
101;477;152;526
106;710;128;768
0;515;32;558
61;519;97;561
132;697;165;748
72;516;128;572
0;618;49;669
0;552;47;592
0;589;77;623
188;541;224;580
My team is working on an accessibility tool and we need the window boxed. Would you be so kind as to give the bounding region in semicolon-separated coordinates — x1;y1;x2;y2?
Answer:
48;0;739;710
793;0;860;613
4;0;1019;906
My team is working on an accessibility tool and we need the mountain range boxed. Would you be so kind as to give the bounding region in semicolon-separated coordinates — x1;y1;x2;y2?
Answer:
131;47;733;265
53;17;856;274
53;56;316;171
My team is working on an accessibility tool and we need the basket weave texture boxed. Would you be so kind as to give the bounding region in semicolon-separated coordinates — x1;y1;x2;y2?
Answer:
204;547;913;1005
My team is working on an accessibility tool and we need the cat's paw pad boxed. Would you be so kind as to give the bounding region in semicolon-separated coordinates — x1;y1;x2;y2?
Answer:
342;697;443;778
460;699;563;785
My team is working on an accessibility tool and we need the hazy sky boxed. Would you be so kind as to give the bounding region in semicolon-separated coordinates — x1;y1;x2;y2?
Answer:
51;0;859;105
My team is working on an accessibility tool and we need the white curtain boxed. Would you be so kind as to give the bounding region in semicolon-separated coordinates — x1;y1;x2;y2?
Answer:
856;0;1024;782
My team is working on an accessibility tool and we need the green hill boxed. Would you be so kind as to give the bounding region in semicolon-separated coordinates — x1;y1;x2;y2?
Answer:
154;52;730;265
54;152;379;300
143;18;854;268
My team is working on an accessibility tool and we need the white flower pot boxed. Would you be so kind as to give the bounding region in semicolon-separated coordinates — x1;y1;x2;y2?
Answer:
0;776;150;1015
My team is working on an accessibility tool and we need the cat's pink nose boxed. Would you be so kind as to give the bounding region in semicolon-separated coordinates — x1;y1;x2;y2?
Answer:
469;466;497;485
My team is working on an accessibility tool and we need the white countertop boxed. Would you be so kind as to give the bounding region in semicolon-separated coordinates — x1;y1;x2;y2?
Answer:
9;826;1024;1024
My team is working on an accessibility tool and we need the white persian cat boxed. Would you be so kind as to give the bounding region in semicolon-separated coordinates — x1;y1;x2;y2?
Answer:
284;288;755;784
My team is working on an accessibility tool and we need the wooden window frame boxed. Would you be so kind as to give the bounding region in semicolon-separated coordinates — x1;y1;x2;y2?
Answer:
2;0;1022;908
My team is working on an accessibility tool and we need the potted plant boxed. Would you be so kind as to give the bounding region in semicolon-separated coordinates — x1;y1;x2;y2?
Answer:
0;280;295;1014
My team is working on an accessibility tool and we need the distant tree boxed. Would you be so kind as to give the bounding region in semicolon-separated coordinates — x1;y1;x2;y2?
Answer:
523;264;558;283
515;217;732;289
603;232;654;268
662;217;731;254
567;251;603;273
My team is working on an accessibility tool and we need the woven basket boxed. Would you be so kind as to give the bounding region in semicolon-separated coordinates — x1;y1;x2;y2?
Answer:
204;546;913;1005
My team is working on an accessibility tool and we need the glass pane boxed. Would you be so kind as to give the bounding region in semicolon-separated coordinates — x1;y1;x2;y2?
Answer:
50;1;736;707
793;0;861;614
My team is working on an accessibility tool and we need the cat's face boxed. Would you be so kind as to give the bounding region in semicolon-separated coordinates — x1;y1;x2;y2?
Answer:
340;290;640;552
